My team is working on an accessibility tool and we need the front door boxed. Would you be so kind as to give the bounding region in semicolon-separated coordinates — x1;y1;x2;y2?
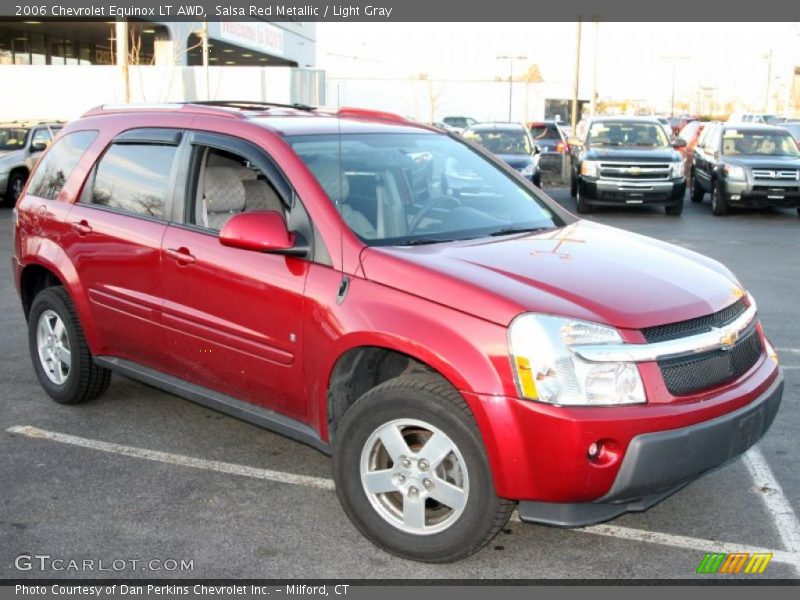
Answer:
160;132;309;419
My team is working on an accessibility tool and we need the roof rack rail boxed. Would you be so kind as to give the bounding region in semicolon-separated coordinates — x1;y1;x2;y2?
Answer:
186;100;317;111
335;107;409;123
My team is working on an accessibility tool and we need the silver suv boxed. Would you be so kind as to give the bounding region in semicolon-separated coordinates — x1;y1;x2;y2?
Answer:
0;121;63;206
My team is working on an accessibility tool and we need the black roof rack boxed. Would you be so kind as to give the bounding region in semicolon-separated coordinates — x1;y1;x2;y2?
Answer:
185;100;316;112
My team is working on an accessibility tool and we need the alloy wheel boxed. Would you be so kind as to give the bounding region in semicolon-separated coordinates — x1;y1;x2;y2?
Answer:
36;309;71;385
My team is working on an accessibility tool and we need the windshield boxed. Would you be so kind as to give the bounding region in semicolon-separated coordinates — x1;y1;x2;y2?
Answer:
529;123;561;141
586;121;670;148
721;130;800;157
443;117;468;129
463;129;532;155
0;128;29;151
289;132;560;246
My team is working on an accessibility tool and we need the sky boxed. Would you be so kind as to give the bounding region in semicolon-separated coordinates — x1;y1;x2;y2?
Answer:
316;22;800;113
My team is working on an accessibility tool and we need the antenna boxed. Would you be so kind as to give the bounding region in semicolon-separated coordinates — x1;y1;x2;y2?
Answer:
335;85;350;304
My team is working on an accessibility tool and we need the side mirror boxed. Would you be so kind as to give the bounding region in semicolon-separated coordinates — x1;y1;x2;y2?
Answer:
672;138;687;149
533;144;541;155
219;211;308;257
31;141;47;152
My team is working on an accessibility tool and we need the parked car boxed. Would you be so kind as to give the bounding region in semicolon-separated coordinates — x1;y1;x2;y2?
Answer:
674;120;707;188
726;112;781;125
528;120;570;174
672;115;698;138
691;123;800;215
780;122;800;148
442;116;478;133
0;121;63;206
570;116;687;215
14;102;783;563
655;116;672;138
462;122;541;186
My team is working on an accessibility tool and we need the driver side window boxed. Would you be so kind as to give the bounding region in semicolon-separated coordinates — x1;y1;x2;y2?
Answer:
189;146;286;232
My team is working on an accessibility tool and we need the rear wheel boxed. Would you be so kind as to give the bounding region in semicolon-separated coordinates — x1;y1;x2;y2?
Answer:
711;181;729;216
691;173;704;203
333;373;514;563
28;287;111;404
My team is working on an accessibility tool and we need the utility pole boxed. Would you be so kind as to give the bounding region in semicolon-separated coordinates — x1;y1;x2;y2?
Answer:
660;55;690;117
571;19;582;131
497;55;527;121
201;22;210;100
763;48;773;113
591;18;599;115
115;20;129;103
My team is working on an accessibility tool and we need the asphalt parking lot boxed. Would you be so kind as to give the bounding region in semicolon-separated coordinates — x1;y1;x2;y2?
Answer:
1;189;798;580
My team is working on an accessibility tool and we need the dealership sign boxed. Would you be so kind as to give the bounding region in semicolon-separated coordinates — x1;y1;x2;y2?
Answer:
215;22;285;57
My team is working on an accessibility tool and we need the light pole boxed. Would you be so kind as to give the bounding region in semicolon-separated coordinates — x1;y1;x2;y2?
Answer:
497;55;527;121
660;55;690;117
571;19;582;131
591;18;599;116
763;49;773;113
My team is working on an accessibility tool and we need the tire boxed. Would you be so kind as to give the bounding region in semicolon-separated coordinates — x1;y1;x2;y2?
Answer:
691;173;704;203
28;286;111;405
576;182;593;214
570;173;578;197
711;181;729;216
3;171;27;207
332;373;515;563
797;208;800;217
665;201;683;216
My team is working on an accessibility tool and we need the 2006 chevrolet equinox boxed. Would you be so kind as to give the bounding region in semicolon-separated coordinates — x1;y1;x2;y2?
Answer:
12;102;784;562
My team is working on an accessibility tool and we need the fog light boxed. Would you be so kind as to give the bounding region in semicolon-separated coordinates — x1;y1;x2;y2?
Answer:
587;442;601;460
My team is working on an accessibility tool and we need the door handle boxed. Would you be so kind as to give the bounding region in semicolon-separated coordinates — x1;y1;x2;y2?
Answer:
165;247;196;265
71;220;92;235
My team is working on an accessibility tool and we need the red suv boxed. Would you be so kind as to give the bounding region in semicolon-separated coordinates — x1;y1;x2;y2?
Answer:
13;102;784;563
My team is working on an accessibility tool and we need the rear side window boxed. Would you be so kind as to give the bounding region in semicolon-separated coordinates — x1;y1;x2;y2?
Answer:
530;124;561;141
89;143;177;219
27;130;97;200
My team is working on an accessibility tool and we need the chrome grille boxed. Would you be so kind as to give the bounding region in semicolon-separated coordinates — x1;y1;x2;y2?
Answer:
752;169;800;181
598;162;671;181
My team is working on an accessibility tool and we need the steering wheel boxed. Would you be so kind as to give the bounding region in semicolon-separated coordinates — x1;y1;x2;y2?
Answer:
408;196;461;233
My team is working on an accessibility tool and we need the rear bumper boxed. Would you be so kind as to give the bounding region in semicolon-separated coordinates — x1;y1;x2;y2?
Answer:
518;373;783;526
581;178;685;205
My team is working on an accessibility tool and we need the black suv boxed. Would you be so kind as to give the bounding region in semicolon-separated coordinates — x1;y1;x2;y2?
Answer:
570;117;687;215
691;123;800;216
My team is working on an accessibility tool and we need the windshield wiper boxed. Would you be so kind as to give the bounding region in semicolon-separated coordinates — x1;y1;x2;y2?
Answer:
488;226;549;237
398;237;456;246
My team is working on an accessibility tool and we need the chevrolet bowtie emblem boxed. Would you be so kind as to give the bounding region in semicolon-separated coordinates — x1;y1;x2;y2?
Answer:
719;328;739;351
628;166;642;174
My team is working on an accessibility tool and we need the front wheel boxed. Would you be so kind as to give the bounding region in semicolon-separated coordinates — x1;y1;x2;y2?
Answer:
711;181;729;216
665;201;684;216
3;171;27;206
691;174;704;203
333;374;514;563
576;182;593;214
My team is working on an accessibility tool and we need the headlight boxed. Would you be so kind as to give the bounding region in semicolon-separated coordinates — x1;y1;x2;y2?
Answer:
670;161;685;178
723;165;746;180
580;160;599;177
508;314;646;406
519;164;535;178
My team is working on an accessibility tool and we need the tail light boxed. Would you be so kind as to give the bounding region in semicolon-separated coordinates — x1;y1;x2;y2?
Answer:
556;141;569;154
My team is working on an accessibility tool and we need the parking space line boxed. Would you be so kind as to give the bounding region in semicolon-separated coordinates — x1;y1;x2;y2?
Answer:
5;425;335;491
7;424;800;571
743;447;800;557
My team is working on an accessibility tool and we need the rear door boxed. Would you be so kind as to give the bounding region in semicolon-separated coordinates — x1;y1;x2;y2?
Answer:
160;131;310;419
63;128;181;365
694;125;719;191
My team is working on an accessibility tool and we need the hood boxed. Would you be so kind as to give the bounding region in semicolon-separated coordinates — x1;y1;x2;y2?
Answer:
723;155;800;168
359;221;742;330
496;154;535;169
583;147;679;162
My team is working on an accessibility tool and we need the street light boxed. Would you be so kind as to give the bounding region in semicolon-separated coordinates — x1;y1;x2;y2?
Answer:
660;55;690;117
497;54;527;121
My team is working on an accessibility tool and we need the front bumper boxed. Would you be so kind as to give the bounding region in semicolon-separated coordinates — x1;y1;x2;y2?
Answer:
722;179;800;208
581;177;685;205
518;373;783;526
